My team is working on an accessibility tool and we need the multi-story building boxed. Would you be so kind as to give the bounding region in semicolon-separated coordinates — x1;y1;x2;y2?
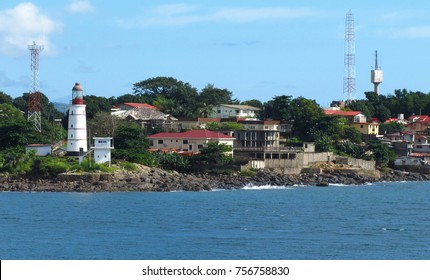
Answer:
147;130;235;156
211;104;260;120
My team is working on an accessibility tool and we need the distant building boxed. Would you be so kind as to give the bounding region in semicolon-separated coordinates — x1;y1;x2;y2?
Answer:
92;137;114;166
25;144;51;156
112;107;178;133
404;115;430;134
324;110;367;123
176;118;221;131
324;109;379;136
394;156;427;166
147;130;235;156
211;104;260;120
118;102;158;110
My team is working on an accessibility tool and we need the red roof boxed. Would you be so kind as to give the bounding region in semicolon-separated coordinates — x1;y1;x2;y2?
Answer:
385;118;399;123
324;110;362;117
148;130;235;140
123;102;158;110
408;115;430;123
197;118;221;122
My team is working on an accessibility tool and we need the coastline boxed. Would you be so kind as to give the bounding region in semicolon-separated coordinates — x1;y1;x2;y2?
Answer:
0;166;429;192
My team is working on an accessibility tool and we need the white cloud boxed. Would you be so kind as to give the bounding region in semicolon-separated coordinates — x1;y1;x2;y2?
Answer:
0;3;62;56
67;0;94;14
395;26;430;38
118;4;317;28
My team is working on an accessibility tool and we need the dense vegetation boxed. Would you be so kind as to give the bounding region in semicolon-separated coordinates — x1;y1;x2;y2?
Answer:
1;76;426;176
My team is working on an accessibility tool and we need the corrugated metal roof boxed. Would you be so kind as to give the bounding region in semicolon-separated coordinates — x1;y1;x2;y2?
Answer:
123;103;158;110
324;110;362;116
148;130;235;140
218;104;261;110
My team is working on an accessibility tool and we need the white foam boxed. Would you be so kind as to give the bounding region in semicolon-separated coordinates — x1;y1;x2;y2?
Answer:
241;184;293;190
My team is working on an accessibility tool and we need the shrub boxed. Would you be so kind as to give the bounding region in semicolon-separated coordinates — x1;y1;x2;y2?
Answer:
120;161;137;171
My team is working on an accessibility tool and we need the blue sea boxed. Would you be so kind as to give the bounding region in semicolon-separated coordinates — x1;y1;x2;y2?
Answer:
1;181;429;260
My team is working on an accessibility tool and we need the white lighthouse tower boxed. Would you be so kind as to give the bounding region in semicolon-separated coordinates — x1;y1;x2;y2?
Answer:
66;83;87;156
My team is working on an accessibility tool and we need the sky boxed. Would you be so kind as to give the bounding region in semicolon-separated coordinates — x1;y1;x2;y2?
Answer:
2;0;430;108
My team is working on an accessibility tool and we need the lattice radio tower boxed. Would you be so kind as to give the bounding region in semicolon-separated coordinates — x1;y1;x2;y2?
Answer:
28;42;44;132
343;10;356;103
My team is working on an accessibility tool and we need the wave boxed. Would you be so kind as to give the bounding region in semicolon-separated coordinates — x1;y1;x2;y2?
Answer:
241;183;294;190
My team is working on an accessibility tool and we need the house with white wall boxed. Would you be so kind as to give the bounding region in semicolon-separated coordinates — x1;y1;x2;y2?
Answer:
147;130;235;156
25;144;52;156
92;137;114;165
324;109;380;136
211;104;260;120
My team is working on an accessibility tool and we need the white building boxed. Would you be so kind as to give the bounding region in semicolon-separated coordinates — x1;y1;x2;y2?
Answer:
147;130;235;156
211;104;260;120
67;83;88;156
25;144;51;156
92;137;114;165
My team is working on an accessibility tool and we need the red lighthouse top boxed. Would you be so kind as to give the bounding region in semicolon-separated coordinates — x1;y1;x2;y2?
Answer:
72;83;84;105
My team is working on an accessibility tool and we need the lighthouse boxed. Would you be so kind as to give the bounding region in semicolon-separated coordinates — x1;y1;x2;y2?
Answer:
66;83;87;156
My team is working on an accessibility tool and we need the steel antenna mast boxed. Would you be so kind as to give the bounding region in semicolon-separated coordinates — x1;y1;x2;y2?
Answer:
343;10;356;103
28;41;44;132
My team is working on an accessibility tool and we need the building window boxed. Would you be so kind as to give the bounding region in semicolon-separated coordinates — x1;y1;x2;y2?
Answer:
360;125;364;128
198;144;203;149
158;140;163;144
183;140;188;144
217;110;221;114
71;124;73;128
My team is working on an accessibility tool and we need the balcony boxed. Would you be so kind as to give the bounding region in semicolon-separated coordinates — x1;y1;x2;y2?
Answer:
233;146;301;152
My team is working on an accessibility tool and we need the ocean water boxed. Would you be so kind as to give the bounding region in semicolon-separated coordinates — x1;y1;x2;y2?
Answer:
1;181;429;260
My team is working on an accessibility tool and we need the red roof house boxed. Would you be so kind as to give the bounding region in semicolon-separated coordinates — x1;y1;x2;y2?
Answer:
119;103;158;110
324;110;367;123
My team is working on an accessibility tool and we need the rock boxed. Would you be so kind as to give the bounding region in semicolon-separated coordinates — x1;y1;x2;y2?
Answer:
316;181;329;187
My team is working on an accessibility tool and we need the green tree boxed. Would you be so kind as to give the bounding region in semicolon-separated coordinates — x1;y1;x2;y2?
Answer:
13;92;63;122
347;100;372;121
0;146;35;174
289;97;325;140
0;91;13;104
87;112;124;139
84;95;116;119
206;122;244;131
342;126;362;144
113;123;149;151
0;103;48;149
116;93;148;104
199;84;233;106
379;121;404;135
133;77;199;118
241;99;263;109
193;141;233;166
262;95;293;121
364;140;396;168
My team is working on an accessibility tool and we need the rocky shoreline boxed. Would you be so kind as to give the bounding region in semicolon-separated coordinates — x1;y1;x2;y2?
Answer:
1;166;429;192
